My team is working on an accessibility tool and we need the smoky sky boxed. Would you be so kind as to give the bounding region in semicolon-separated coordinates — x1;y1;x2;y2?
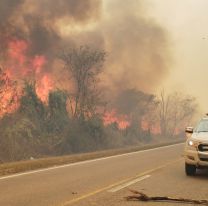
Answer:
100;0;170;94
0;0;101;57
0;0;171;96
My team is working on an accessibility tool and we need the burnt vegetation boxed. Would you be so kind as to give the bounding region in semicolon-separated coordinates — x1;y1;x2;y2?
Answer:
0;0;198;163
0;46;197;162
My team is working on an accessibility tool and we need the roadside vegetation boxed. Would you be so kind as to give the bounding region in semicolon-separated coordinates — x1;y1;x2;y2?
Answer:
0;45;198;163
0;140;182;176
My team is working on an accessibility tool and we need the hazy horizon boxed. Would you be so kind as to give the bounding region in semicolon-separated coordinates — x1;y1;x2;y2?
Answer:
147;0;208;113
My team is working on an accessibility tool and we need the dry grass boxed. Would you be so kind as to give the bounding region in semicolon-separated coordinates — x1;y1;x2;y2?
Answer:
0;139;184;177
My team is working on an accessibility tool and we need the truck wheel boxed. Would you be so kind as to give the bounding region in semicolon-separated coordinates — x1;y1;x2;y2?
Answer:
185;163;196;176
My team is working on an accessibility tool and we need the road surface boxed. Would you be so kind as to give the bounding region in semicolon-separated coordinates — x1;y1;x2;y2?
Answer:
0;143;207;206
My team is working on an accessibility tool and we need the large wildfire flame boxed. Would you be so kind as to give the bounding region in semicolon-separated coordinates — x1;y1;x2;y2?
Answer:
0;38;54;117
1;38;162;133
5;39;53;102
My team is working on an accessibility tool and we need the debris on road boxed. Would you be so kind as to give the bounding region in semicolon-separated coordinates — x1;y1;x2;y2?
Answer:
126;190;208;205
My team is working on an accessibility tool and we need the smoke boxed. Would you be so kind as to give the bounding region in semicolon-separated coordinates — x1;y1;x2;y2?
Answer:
0;0;101;100
101;0;170;94
0;0;101;57
59;0;171;96
0;0;171;101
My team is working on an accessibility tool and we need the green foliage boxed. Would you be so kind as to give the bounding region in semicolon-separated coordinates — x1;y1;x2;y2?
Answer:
19;82;45;123
0;79;192;163
47;90;69;133
59;116;106;153
0;115;38;161
48;90;67;116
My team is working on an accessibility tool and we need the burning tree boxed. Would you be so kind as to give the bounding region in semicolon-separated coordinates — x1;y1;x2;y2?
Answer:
60;45;106;120
114;89;156;130
0;68;19;117
104;89;157;143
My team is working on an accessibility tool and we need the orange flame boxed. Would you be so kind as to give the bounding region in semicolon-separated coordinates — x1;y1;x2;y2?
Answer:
3;39;54;104
103;110;130;129
32;55;46;74
0;70;20;117
141;120;161;134
8;39;27;65
36;74;53;102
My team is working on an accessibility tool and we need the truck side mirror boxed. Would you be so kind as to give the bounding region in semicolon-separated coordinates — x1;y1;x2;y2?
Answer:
185;126;193;134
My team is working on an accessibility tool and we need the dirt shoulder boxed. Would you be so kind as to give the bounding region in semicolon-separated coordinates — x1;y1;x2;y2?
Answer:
0;139;184;177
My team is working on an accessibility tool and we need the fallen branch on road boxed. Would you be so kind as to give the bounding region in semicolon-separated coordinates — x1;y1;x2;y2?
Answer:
126;190;208;205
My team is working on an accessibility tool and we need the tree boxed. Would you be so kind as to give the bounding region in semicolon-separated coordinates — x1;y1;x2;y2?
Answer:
0;68;19;117
48;90;69;132
0;116;37;161
59;45;106;120
19;81;45;122
114;89;156;130
158;91;197;137
158;90;169;137
111;89;157;142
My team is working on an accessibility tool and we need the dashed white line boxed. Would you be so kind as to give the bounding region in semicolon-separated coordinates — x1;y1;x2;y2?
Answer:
108;175;151;192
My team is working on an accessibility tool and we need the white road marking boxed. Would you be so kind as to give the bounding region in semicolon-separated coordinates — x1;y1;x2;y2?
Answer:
108;175;151;192
0;142;183;181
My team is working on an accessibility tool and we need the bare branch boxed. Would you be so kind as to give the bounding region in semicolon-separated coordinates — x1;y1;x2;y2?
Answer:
126;190;208;205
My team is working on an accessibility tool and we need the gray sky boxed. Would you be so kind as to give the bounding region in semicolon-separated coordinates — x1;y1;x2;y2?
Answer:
148;0;208;112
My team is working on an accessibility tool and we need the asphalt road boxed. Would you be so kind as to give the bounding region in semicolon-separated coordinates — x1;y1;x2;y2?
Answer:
0;143;207;206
